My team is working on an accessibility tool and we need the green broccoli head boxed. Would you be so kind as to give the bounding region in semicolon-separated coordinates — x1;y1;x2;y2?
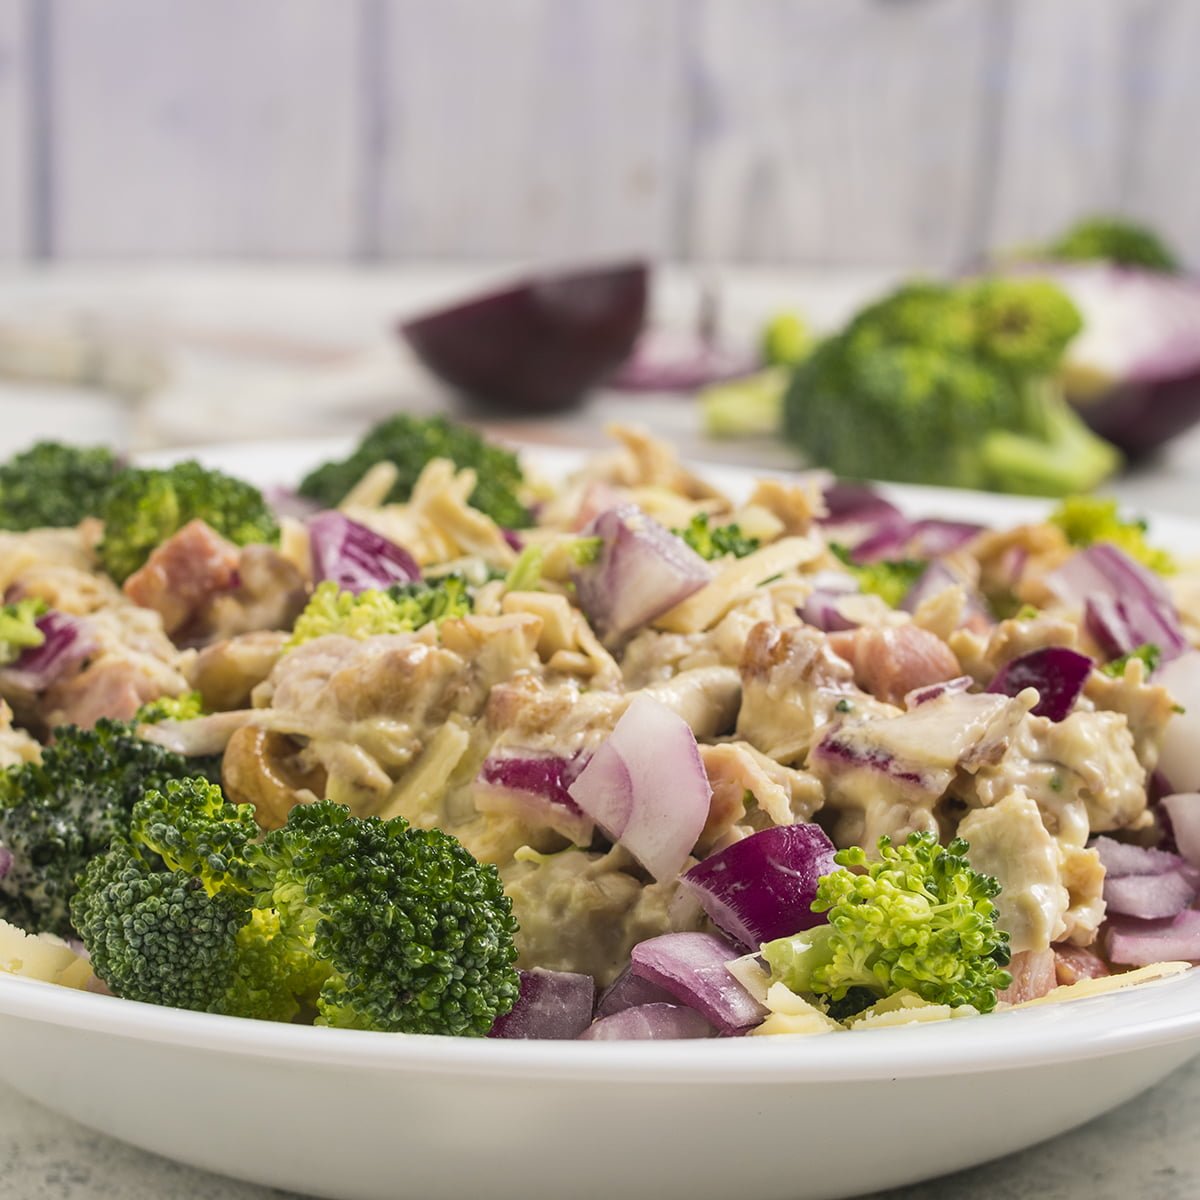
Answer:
255;800;519;1035
286;576;472;650
0;598;47;666
0;441;123;531
0;719;202;938
1049;495;1174;573
673;513;761;561
97;460;278;583
783;278;1120;495
1046;215;1179;273
297;415;531;529
762;833;1012;1015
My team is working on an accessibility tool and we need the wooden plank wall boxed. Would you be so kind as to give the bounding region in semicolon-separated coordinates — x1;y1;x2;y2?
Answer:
1;0;1198;268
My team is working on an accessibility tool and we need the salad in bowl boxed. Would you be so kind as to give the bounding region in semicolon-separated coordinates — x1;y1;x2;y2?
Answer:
0;418;1198;1043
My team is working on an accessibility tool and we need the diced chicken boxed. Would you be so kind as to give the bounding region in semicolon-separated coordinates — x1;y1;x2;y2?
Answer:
828;623;962;707
997;949;1058;1005
949;613;1079;686
639;666;741;740
121;519;239;637
186;630;288;711
1053;944;1111;986
959;790;1070;953
744;477;824;537
203;544;307;641
970;522;1072;609
44;658;162;728
1058;843;1107;946
1083;654;1176;775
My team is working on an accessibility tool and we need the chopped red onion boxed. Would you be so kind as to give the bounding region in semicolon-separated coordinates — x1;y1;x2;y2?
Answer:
488;968;596;1040
1153;652;1200;794
500;528;524;552
1085;594;1189;663
573;505;711;641
849;523;916;565
681;824;837;950
986;647;1093;722
900;561;992;626
818;481;902;528
1106;909;1200;965
567;694;710;882
1161;794;1200;870
1103;869;1199;920
800;574;861;632
0;612;96;692
307;511;420;595
629;932;767;1034
1090;835;1193;879
266;486;321;522
906;518;985;559
579;1003;715;1041
474;751;593;845
594;965;677;1019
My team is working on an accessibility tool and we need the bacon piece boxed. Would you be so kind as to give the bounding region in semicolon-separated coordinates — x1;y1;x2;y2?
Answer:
828;624;961;708
1053;943;1111;987
122;520;239;636
997;947;1058;1005
44;659;158;728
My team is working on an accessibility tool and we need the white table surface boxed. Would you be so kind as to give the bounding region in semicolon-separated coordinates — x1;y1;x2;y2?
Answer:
1;264;1199;1200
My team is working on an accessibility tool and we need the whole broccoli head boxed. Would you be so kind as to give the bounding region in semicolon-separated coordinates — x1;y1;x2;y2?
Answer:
98;460;278;583
673;513;760;561
286;576;472;649
0;441;123;531
298;415;530;529
0;719;203;938
0;599;47;666
761;833;1012;1015
1046;215;1179;273
783;278;1120;495
73;786;520;1035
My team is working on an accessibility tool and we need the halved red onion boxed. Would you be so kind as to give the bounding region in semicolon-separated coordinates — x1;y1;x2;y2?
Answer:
573;506;711;641
1156;651;1200;793
474;751;593;845
986;647;1093;722
579;1003;715;1041
628;932;767;1034
1046;544;1187;663
1103;870;1199;920
307;511;420;595
594;965;677;1019
1106;909;1200;965
680;823;837;950
567;693;710;882
0;612;96;692
1160;794;1200;869
488;968;596;1040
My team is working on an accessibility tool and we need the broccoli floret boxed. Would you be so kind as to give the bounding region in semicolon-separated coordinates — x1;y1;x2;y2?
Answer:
1049;496;1174;573
135;690;205;725
97;460;278;583
1046;215;1179;273
287;576;472;650
504;545;546;592
701;368;789;439
297;415;530;529
1102;643;1161;678
0;598;47;666
0;441;123;531
762;833;1011;1014
73;787;520;1035
829;544;924;609
674;513;760;561
783;278;1120;495
0;719;201;937
761;312;812;367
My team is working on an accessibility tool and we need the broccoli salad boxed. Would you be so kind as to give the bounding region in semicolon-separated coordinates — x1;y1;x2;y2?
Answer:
0;419;1198;1040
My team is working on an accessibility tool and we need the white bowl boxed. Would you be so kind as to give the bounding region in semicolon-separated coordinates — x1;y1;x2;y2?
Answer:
3;440;1198;1200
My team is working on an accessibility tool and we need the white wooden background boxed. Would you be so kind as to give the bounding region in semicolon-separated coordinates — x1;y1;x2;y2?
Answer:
0;0;1198;269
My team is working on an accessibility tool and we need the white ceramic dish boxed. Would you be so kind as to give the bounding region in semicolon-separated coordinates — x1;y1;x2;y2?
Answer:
1;439;1198;1200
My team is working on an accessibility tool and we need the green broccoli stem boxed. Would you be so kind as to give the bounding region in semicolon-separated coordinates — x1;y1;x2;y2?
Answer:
701;368;788;439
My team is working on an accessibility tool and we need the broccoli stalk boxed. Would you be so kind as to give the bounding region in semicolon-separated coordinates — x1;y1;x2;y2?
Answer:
701;368;789;439
297;415;531;529
286;576;472;649
0;441;123;531
72;784;520;1035
782;278;1122;495
761;833;1012;1015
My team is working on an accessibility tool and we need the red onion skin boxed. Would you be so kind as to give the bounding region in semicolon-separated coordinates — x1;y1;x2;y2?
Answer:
986;647;1093;722
307;511;420;594
488;968;596;1040
1106;910;1200;966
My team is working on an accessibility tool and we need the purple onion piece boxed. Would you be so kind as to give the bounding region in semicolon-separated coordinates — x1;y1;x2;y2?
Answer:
850;522;916;565
573;505;711;641
1085;594;1189;663
266;485;321;522
985;646;1093;721
1160;794;1200;870
800;590;860;633
474;751;593;845
905;518;985;559
1106;909;1200;966
1090;835;1191;879
500;527;524;552
1157;651;1200;794
1103;870;1199;920
681;823;837;950
488;968;596;1040
307;511;420;595
594;965;677;1019
818;481;902;528
1;612;96;692
579;1003;715;1041
629;932;767;1034
900;562;992;628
